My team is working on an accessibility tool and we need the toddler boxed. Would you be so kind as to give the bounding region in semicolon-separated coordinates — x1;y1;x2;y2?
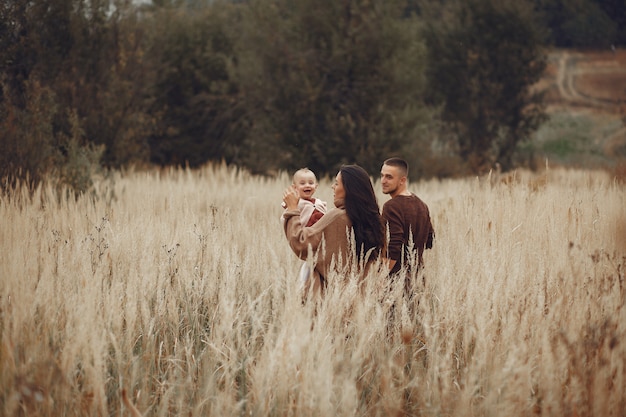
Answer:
281;168;327;287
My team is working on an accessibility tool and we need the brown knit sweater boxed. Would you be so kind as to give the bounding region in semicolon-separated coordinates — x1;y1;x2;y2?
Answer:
283;199;353;292
382;193;434;275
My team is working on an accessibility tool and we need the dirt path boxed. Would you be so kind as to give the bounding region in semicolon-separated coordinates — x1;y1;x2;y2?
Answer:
549;49;626;159
554;51;624;110
556;51;581;102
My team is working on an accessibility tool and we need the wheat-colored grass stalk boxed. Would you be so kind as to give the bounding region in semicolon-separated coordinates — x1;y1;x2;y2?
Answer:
1;164;624;416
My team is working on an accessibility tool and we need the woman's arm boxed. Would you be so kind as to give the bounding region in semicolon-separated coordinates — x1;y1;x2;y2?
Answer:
283;208;344;261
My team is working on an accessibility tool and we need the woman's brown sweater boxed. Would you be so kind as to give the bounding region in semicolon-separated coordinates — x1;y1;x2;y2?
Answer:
283;199;353;291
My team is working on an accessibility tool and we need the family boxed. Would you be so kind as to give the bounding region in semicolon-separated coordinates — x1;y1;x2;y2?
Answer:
281;157;434;298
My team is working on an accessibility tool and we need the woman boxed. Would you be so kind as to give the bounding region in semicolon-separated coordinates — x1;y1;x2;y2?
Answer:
282;164;385;296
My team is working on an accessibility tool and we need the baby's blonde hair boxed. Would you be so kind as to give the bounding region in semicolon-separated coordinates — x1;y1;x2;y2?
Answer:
292;168;317;183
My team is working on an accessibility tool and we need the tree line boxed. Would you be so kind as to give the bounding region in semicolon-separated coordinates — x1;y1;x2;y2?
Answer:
1;0;623;191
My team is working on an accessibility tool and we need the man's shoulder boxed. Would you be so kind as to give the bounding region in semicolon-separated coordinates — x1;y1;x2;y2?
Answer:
410;192;429;202
382;197;403;219
384;193;422;206
383;193;429;213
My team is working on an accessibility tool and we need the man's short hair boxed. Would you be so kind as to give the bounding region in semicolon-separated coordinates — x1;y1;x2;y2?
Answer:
383;157;409;177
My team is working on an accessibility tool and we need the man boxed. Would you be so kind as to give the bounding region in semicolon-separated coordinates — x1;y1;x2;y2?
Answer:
380;157;434;289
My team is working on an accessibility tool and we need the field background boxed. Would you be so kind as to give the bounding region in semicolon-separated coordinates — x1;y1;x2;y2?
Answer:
1;163;625;416
533;49;626;168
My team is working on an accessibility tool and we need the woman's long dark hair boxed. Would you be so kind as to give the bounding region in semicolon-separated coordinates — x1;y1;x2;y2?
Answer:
339;165;385;261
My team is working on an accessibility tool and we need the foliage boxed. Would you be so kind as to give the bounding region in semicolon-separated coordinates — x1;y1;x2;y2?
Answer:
0;80;59;190
422;0;548;173
2;0;623;186
534;0;618;48
0;79;104;194
525;112;623;168
145;3;247;167
0;0;152;192
55;109;105;194
235;0;433;177
593;0;626;45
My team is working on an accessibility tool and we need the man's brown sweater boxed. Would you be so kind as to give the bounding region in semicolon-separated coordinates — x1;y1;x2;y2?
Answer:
382;193;434;275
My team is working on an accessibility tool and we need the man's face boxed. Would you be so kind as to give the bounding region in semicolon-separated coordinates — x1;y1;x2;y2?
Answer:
380;164;403;196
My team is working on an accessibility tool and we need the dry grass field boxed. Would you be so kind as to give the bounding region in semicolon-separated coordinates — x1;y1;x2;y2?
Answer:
1;164;625;416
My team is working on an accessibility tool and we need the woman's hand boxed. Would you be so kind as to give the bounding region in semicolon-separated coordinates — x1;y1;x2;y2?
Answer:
282;187;299;211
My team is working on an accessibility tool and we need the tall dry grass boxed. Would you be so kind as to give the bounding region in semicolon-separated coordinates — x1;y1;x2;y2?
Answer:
1;164;624;417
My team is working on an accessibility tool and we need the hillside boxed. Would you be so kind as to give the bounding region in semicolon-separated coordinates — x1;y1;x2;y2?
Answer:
533;48;626;165
545;49;626;111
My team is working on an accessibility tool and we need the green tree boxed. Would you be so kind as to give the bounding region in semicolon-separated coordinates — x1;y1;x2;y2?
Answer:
236;0;432;177
54;0;154;168
0;0;78;189
145;4;246;167
0;0;153;191
534;0;617;48
594;0;626;45
422;0;547;173
0;79;58;189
